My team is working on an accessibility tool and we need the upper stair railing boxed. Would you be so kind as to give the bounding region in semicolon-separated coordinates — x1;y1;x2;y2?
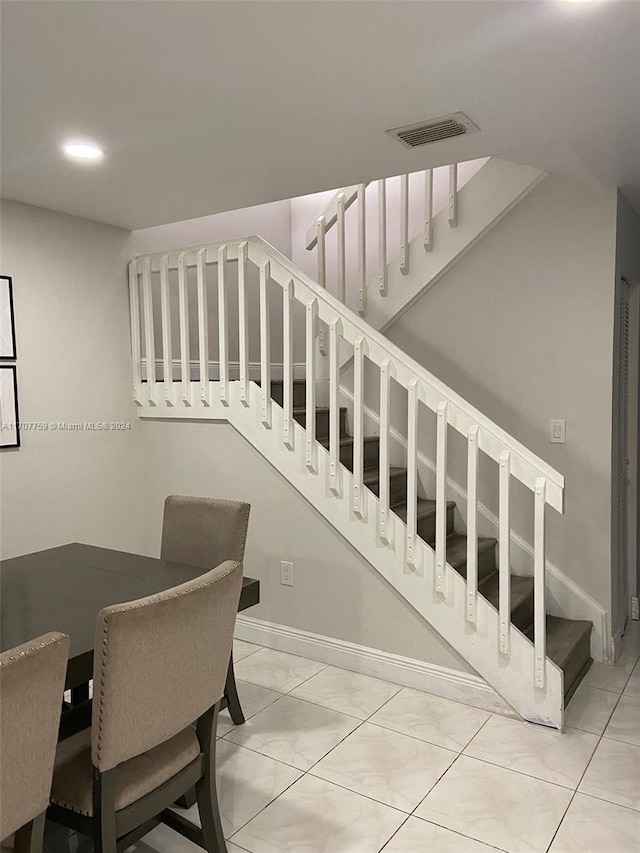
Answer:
130;234;565;714
304;164;460;317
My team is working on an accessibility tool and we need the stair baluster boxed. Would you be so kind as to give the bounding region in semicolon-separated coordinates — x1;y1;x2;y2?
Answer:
259;261;271;427
142;256;157;406
424;169;433;252
159;255;173;406
352;336;366;518
378;360;391;543
283;279;295;450
177;251;191;407
238;241;250;406
406;379;419;568
305;299;317;472
216;246;228;406
466;425;480;623
329;318;342;496
378;180;387;296
499;450;512;655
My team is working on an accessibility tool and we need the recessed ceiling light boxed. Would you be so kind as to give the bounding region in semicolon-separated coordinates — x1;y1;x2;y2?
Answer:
62;141;104;162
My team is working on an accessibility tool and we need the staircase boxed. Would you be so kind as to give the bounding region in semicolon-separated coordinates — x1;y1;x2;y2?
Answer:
130;233;593;730
270;378;592;707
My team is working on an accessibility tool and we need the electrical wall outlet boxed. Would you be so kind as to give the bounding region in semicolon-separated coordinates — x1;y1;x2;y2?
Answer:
280;560;294;587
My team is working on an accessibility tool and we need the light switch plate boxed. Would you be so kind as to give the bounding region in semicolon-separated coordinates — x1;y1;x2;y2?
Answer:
549;419;566;444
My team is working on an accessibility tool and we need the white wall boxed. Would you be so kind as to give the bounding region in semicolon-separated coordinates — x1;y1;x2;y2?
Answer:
383;175;618;614
141;419;471;672
0;200;144;559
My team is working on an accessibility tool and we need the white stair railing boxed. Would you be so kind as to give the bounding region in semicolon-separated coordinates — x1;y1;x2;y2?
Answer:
304;164;459;317
130;234;565;725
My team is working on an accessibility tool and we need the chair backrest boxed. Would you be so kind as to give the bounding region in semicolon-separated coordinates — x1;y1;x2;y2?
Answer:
0;632;69;840
160;495;251;570
91;560;243;773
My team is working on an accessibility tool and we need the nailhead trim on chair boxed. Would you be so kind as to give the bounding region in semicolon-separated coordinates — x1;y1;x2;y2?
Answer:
93;560;241;767
0;632;68;668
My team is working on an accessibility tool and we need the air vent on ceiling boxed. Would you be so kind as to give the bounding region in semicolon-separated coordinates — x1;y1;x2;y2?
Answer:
387;112;480;149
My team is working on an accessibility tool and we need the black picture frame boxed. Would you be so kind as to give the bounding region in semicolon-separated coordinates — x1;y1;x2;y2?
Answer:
0;365;20;449
0;275;17;360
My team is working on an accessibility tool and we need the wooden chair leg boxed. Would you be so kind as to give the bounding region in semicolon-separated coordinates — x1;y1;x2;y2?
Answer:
93;769;117;853
13;812;45;853
196;705;227;853
174;786;197;809
224;654;245;725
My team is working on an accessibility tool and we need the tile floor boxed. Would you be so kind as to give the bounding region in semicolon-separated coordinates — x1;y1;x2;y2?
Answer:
38;624;640;853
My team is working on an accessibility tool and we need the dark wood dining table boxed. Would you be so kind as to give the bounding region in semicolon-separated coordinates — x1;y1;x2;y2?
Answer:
0;542;260;723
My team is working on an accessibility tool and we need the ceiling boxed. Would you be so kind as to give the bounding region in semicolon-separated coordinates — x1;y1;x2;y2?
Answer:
2;1;639;230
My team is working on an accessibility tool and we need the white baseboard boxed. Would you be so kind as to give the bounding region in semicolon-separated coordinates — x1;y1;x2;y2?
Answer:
235;614;518;718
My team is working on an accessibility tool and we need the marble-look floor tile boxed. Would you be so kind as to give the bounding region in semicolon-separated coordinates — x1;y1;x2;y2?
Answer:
583;656;637;693
383;816;502;852
311;722;456;812
623;661;640;699
217;681;283;736
231;774;405;852
604;694;640;746
368;687;490;751
416;755;572;853
564;683;620;734
174;740;301;838
579;736;640;810
224;694;360;770
234;639;262;662
289;665;401;720
549;792;640;852
234;648;326;693
464;715;598;788
130;822;202;853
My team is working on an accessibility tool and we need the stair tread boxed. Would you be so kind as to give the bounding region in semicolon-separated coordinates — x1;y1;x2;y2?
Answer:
363;466;405;484
446;533;496;566
318;435;379;448
393;499;456;522
542;615;592;669
479;573;534;612
293;406;346;415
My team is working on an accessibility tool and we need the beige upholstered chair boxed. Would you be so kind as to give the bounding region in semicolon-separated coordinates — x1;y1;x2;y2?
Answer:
0;632;70;853
48;560;243;853
161;495;251;725
161;495;250;568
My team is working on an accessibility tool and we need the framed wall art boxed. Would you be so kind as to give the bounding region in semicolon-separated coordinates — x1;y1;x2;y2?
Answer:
0;275;16;359
0;365;20;448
